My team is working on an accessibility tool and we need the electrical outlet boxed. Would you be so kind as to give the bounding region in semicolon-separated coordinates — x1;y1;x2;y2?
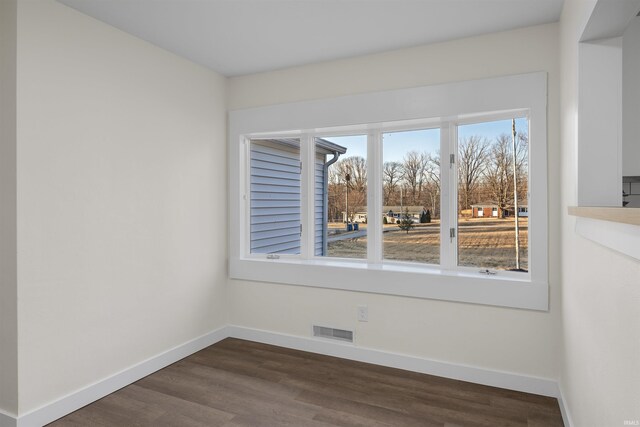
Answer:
357;305;368;322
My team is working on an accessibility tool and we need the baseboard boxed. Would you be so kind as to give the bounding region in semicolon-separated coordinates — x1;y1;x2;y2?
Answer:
15;327;228;427
11;325;563;426
227;325;560;398
0;410;17;427
557;383;574;427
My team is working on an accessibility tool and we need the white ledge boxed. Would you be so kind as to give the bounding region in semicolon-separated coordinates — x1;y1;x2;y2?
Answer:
230;257;548;311
568;206;640;226
571;213;640;261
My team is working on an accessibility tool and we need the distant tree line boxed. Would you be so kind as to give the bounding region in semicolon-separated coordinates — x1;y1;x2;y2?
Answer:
458;132;528;216
327;132;528;222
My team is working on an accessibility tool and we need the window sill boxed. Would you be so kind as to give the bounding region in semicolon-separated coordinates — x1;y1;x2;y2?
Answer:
568;207;640;260
567;206;640;226
229;257;549;311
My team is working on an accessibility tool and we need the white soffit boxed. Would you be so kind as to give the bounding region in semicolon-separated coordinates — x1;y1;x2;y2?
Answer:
580;0;640;41
57;0;564;77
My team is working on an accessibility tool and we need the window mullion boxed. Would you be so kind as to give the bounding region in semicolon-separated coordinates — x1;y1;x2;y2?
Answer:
439;123;450;269
439;122;456;270
241;136;250;257
367;130;382;263
449;123;459;270
301;134;315;259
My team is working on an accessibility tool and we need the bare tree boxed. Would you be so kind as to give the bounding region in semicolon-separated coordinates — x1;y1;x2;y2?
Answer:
424;152;441;217
483;133;528;217
383;161;402;205
327;181;344;222
336;156;367;191
458;135;489;211
334;156;367;222
401;151;429;205
515;132;529;202
425;152;441;190
484;135;512;215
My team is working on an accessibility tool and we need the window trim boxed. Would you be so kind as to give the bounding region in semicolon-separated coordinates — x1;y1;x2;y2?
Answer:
229;72;548;311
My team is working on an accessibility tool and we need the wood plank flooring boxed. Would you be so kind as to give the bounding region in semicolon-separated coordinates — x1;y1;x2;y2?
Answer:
49;338;564;427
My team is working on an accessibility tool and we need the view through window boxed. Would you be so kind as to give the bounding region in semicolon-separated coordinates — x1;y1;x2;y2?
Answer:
318;135;367;259
457;118;529;272
382;129;441;264
249;118;529;273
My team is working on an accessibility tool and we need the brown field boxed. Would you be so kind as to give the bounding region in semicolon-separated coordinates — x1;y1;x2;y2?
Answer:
327;218;528;271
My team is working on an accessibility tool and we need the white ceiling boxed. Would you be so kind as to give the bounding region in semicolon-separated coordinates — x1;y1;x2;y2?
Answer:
57;0;565;77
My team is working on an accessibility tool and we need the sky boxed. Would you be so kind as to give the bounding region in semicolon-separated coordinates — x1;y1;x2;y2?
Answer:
322;118;528;163
458;117;528;141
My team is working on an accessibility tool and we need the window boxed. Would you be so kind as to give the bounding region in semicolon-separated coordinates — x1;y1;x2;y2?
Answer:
382;128;441;265
230;73;548;310
457;118;529;272
316;135;368;259
249;138;301;255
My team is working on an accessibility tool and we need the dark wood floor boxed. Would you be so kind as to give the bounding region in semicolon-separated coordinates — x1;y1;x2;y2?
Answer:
49;338;563;426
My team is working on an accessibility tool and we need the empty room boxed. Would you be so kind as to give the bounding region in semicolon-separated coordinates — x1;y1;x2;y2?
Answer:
1;0;639;426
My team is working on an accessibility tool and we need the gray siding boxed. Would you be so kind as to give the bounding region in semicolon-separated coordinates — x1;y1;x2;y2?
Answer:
314;158;325;256
250;140;301;254
249;139;338;256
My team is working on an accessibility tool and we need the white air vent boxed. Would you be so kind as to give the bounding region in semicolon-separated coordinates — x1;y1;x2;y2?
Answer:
312;325;354;343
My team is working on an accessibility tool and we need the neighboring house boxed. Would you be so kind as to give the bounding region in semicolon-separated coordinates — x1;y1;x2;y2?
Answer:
510;206;529;218
250;138;346;256
471;203;501;218
342;205;427;223
471;203;528;218
383;206;425;223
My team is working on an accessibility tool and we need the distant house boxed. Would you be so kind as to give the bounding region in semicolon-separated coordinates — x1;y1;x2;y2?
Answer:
471;203;528;218
471;203;501;218
383;206;424;223
341;206;427;223
508;206;529;218
249;138;346;256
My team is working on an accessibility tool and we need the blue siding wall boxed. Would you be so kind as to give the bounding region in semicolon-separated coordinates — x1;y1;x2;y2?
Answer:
314;158;325;256
250;140;301;254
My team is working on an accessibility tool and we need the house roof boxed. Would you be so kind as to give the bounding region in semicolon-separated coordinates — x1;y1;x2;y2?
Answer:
383;206;425;213
316;138;348;155
256;138;347;156
471;203;499;208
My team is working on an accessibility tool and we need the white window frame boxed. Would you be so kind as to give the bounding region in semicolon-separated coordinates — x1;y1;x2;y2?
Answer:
229;73;548;311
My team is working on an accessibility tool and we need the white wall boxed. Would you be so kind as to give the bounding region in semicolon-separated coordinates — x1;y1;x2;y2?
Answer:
0;0;18;418
560;1;640;425
228;23;561;381
577;37;623;207
15;0;228;414
623;17;640;177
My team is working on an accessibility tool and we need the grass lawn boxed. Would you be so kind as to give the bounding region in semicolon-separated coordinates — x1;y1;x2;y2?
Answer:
327;218;528;271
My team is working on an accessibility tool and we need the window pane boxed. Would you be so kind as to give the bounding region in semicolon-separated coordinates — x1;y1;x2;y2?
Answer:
382;129;441;264
457;118;529;272
249;138;301;255
317;135;367;259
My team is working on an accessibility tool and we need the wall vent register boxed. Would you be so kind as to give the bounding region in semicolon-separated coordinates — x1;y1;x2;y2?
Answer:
312;325;354;343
